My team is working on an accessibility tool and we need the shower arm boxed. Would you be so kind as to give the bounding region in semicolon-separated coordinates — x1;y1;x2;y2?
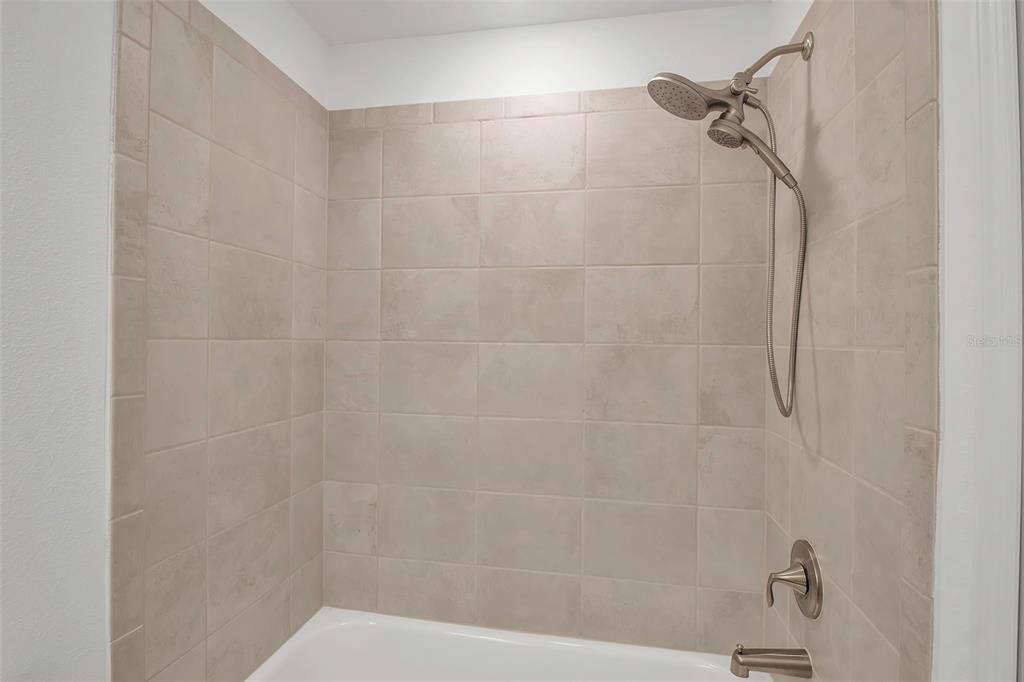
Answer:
731;32;814;92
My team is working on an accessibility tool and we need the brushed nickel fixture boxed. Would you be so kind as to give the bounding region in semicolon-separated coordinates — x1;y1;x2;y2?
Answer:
729;645;813;679
767;538;822;619
647;33;814;418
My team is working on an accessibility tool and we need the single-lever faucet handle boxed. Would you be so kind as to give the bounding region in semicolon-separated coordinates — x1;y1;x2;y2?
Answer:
766;539;823;619
766;563;809;607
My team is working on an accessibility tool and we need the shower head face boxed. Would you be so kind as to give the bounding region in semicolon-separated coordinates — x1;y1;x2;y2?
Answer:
647;73;712;120
707;120;744;148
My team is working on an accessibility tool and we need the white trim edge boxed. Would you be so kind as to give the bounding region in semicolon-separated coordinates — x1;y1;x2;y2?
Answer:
934;1;1023;680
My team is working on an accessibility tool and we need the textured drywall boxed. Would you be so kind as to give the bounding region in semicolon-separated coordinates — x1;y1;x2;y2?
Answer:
0;1;115;678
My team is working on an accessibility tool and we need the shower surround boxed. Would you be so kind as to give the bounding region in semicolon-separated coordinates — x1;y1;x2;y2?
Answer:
109;1;327;680
107;1;940;680
322;89;773;648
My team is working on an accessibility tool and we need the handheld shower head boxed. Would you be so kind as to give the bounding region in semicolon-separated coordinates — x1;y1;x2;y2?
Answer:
708;117;797;188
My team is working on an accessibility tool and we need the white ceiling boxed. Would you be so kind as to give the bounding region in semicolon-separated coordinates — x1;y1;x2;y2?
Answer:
289;0;768;46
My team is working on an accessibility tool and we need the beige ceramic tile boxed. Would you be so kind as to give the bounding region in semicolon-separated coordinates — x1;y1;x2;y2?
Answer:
586;109;699;188
805;1;855;136
586;267;697;344
788;576;852;681
377;486;475;563
112;396;145;518
585;187;699;265
849;604;900;681
150;641;205;682
765;432;789;530
113;154;148;277
145;340;207;451
325;411;378;483
329;199;381;269
327;270;380;340
291;412;323;493
290;554;323;632
899;581;933;682
801;103;857;238
789;446;854;594
504;92;579;118
295;112;328;196
206;503;290;631
904;268;937;429
855;55;905;218
147;227;208;338
120;0;152;46
696;589;763;653
209;144;293;259
144;442;206;566
324;552;378;610
145;544;206;677
382;196;479;268
852;350;904;498
793;349;854;469
209;243;292;339
586;345;698;424
365;103;433;127
379;414;477;489
112;631;142;680
477;568;580;636
205;581;290;682
700;266;766;345
480;268;584;342
904;0;937;115
291;483;323;571
113;277;146;396
479;192;584;266
330;108;366;133
324;482;378;554
325;341;380;412
700;183;767;264
902;427;936;595
852;481;901;645
212;49;294;177
477;494;581;573
856;202;905;346
148;114;210;236
380;342;476;416
697;508;764;591
853;0;904;92
294;186;327;268
206;421;290;534
151;3;211;135
291;341;324;416
583;500;696;585
581;87;657;113
434;98;503;122
329;129;382;200
697;427;764;510
381;270;478;341
906;103;937;269
584;422;697;505
208;341;290;435
383;122;480;196
479;343;583;419
478;419;583;496
581;578;696;649
376;558;475;623
115;36;149;162
293;264;326;340
803;228;857;347
481;115;585;192
111;512;145;639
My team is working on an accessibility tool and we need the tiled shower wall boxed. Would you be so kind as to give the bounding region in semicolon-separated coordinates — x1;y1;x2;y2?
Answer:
763;1;938;680
322;87;776;650
109;1;327;679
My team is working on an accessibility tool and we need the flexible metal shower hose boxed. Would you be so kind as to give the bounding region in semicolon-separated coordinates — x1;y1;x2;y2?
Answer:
756;104;808;418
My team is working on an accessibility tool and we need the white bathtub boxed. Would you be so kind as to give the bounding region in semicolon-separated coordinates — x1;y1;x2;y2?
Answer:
249;608;767;681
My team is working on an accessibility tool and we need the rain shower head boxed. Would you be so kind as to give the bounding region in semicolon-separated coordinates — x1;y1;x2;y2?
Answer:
647;73;723;121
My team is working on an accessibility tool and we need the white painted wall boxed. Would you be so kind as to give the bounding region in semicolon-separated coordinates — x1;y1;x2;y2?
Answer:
0;1;115;679
325;2;811;110
200;0;330;104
